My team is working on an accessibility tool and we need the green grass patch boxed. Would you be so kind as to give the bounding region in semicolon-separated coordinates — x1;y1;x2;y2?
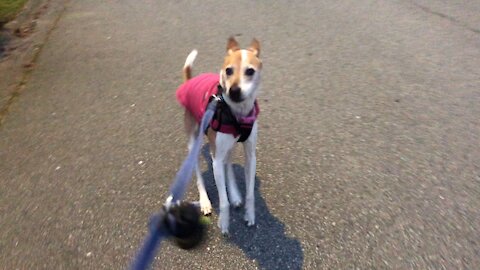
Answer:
0;0;28;25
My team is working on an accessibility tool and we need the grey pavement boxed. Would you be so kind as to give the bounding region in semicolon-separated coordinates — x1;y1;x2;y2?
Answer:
1;0;479;269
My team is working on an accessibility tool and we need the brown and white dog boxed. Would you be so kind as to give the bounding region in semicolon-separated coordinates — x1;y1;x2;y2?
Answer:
176;37;262;234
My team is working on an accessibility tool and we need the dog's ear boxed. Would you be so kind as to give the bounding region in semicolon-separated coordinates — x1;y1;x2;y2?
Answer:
249;38;260;57
227;37;239;54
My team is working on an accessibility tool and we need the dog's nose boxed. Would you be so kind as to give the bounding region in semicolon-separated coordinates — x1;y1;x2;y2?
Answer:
229;86;242;102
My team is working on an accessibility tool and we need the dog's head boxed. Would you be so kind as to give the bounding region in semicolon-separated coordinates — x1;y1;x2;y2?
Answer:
219;37;262;104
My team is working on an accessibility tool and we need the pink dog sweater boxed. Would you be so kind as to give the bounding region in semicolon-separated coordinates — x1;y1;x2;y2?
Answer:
176;73;259;141
176;73;220;123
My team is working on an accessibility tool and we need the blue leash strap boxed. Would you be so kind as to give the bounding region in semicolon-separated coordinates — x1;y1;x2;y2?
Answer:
130;213;167;270
130;98;219;270
169;98;218;202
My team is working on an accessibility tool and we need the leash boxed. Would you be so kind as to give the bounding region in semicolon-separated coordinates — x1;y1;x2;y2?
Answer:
130;97;220;270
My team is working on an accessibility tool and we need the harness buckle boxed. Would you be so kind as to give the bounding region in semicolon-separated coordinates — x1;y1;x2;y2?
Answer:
211;94;222;102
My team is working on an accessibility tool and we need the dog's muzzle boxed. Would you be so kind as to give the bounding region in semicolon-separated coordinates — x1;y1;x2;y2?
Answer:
228;86;243;102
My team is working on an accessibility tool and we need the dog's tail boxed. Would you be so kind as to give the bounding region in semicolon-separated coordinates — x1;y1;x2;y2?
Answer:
183;50;198;82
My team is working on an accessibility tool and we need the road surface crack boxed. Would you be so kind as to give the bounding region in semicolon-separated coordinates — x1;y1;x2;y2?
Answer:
412;2;480;35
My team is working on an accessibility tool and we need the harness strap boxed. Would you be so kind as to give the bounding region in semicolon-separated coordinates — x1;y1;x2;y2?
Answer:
207;85;256;142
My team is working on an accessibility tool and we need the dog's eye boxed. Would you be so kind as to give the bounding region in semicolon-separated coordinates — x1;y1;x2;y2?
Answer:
245;68;255;76
225;67;233;76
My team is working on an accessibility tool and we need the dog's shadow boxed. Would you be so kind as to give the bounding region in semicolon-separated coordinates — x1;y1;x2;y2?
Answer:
200;145;304;270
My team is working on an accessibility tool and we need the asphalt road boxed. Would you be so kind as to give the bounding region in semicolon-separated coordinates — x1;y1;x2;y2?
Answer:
1;0;479;269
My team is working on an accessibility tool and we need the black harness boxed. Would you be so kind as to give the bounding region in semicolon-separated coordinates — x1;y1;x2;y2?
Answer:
207;85;256;142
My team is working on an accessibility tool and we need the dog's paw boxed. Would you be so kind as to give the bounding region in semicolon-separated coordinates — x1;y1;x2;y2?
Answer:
218;207;230;234
221;229;230;237
230;198;243;209
217;218;230;235
199;197;212;215
244;211;255;227
227;183;242;208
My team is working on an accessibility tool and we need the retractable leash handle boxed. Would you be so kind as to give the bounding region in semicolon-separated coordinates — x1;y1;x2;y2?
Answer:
130;98;219;270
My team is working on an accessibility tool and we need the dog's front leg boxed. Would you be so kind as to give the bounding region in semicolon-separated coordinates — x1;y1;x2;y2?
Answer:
213;133;236;235
243;123;258;226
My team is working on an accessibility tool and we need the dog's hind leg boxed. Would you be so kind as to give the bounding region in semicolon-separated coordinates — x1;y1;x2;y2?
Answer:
189;135;212;215
185;111;212;215
226;147;242;208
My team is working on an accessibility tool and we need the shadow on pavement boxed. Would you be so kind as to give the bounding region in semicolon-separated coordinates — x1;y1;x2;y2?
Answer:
201;145;304;270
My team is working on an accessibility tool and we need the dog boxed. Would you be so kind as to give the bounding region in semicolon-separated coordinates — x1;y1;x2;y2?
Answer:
175;37;262;234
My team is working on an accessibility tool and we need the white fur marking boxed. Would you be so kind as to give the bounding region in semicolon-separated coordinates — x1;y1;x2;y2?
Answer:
241;50;248;68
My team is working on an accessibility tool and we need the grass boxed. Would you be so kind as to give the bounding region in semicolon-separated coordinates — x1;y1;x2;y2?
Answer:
0;0;28;26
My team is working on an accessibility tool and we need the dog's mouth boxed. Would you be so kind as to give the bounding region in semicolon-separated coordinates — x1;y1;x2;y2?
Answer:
229;94;244;103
